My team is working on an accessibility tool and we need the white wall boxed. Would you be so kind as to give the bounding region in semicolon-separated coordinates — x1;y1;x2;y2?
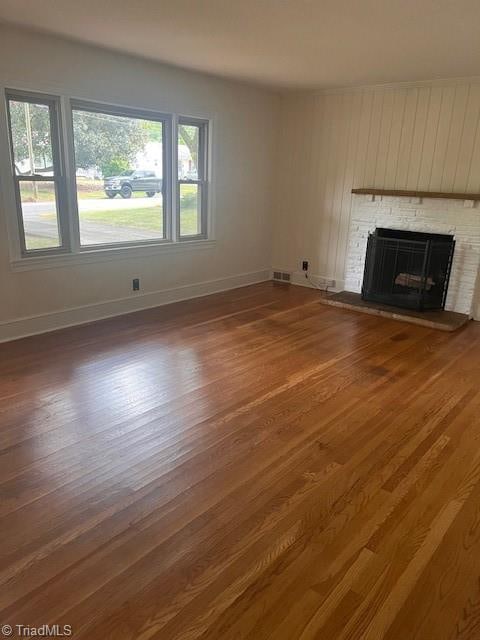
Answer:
0;26;279;340
273;79;480;318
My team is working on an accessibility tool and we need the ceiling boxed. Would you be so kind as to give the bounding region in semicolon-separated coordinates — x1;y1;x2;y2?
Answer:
1;0;480;89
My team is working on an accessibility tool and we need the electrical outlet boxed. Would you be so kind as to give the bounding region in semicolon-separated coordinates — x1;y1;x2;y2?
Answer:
302;260;309;271
132;278;140;291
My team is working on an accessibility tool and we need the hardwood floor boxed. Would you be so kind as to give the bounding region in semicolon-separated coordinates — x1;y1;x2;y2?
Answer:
1;281;480;639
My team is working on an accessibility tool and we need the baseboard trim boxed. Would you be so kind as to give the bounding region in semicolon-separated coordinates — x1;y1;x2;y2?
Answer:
284;270;344;292
0;269;270;343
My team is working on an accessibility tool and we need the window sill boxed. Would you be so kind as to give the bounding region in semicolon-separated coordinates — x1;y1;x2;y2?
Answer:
10;238;216;272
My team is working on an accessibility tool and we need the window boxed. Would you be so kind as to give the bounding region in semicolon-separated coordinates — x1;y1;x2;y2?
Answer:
71;103;168;246
4;90;210;260
177;118;208;238
6;91;68;254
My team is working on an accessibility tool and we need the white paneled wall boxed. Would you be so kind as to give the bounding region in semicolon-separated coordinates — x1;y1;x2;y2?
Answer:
273;79;480;316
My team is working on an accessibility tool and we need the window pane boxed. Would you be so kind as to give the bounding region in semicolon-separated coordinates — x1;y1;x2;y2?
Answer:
178;124;200;180
9;100;54;176
179;183;201;236
72;109;164;245
19;181;61;250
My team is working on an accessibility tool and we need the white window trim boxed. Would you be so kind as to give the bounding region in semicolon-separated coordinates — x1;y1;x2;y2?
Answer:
9;238;216;272
5;89;71;256
176;115;210;240
0;86;215;270
69;99;174;249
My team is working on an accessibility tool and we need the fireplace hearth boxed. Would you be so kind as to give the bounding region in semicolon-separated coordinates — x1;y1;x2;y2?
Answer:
361;228;455;311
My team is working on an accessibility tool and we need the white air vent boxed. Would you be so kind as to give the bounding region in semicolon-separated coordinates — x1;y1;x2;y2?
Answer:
273;270;291;283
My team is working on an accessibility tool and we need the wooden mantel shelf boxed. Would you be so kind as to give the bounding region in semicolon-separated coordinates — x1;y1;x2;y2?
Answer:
351;188;480;201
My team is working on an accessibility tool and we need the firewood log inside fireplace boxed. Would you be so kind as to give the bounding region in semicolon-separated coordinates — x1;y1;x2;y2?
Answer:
395;273;435;291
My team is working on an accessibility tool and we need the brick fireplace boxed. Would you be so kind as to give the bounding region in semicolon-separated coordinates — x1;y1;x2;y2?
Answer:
345;195;480;317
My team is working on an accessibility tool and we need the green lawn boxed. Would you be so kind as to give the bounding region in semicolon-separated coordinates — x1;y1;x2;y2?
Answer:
20;184;56;203
79;206;198;236
78;183;199;235
80;206;164;232
39;205;199;237
77;190;149;200
25;235;60;250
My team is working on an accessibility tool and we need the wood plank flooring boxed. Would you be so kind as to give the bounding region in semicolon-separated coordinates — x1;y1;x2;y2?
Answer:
1;281;480;639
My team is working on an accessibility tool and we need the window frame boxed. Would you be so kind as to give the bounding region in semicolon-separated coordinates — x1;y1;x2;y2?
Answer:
70;99;173;250
2;88;213;265
5;89;70;257
177;116;209;241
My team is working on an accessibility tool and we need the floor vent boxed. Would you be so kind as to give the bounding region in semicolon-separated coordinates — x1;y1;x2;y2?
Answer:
273;271;291;282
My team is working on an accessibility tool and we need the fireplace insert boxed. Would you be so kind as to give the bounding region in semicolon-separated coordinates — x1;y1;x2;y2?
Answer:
361;228;455;311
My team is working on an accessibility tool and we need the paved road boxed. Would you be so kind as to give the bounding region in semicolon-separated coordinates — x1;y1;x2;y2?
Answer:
23;196;164;244
24;196;160;215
